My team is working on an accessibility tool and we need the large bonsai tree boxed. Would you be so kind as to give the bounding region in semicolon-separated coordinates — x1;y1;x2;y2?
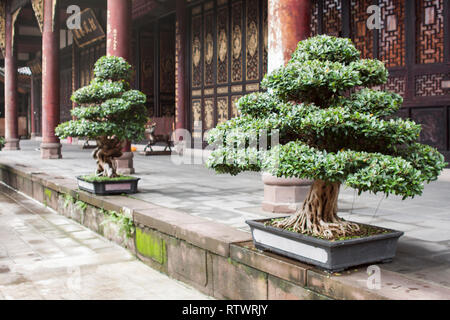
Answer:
56;56;148;178
207;35;446;239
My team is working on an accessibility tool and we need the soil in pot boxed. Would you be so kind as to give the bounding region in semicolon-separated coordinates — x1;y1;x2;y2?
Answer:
266;218;393;241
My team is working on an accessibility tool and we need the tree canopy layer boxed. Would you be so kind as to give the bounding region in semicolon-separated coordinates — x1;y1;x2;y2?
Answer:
56;56;148;177
207;35;446;200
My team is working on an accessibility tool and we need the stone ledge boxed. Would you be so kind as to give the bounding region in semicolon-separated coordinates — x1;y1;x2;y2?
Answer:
2;160;449;300
230;241;310;287
135;207;251;257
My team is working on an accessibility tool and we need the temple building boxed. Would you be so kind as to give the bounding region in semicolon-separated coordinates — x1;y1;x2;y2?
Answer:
0;0;449;171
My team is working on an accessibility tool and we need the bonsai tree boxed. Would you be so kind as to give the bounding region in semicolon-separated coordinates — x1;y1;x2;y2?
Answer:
207;35;446;239
56;56;148;178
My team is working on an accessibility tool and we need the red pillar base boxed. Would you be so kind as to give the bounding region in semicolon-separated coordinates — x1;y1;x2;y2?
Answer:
115;152;135;175
40;142;62;159
4;139;20;151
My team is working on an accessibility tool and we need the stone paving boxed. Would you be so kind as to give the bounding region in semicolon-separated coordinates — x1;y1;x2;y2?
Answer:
1;139;450;292
0;183;210;300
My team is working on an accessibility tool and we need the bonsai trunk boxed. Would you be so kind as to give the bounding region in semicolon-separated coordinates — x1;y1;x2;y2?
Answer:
93;137;123;178
273;180;359;239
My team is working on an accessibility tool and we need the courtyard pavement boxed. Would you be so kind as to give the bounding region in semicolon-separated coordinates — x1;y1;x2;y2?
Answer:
0;183;210;300
1;139;450;293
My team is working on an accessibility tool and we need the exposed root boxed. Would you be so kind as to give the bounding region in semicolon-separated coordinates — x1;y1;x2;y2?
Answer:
273;212;360;239
272;180;360;240
92;137;123;178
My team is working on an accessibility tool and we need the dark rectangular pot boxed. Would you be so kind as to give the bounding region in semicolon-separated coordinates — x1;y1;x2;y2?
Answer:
246;218;404;273
77;176;140;195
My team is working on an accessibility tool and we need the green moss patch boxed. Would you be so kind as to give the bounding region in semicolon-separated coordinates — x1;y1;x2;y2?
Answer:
135;228;166;264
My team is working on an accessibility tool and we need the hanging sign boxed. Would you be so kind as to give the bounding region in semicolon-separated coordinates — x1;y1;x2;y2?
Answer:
71;8;105;48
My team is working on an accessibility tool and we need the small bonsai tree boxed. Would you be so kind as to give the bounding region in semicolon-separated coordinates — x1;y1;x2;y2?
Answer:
56;56;148;178
207;35;446;239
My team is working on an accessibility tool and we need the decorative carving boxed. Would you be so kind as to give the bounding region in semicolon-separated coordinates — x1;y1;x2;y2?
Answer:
246;0;259;81
193;37;201;67
217;3;228;84
350;0;374;59
232;25;242;60
323;0;341;36
218;29;227;62
232;1;243;82
205;33;214;64
310;0;319;36
217;97;228;124
204;98;214;130
378;0;405;67
192;99;202;138
381;76;406;97
204;11;214;85
31;0;44;33
416;0;444;64
191;12;202;87
231;95;242;118
415;73;446;97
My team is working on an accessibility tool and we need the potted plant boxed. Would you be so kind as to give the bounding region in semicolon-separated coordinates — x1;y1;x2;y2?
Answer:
206;35;446;272
56;56;148;195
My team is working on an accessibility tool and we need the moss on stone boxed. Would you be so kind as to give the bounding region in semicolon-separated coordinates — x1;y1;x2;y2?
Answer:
136;228;166;264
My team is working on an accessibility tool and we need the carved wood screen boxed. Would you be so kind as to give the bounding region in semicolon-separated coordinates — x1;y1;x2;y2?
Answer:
78;42;106;88
311;0;450;160
188;0;268;140
137;15;176;118
60;48;74;123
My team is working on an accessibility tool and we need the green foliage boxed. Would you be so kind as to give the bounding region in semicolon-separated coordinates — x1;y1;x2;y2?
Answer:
290;35;360;64
94;55;132;81
76;200;88;212
0;136;5;150
63;193;76;209
101;209;135;239
44;188;52;201
81;174;135;182
55;56;148;143
207;35;447;199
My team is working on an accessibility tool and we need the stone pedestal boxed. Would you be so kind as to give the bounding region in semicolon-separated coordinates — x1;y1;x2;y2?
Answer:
262;173;311;214
4;139;20;151
40;143;62;159
116;151;135;175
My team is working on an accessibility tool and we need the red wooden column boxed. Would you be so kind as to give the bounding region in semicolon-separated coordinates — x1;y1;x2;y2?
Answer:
107;0;134;174
40;0;62;159
263;0;312;214
4;2;20;151
268;0;311;72
175;0;187;133
30;75;36;138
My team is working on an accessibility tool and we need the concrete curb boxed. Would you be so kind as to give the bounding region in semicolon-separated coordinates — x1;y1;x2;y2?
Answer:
1;160;449;300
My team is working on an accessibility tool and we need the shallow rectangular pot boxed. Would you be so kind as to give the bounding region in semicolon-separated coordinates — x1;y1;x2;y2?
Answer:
77;176;140;195
246;218;404;273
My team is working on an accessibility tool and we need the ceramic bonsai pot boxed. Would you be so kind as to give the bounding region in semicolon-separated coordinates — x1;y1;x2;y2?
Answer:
77;176;140;195
246;217;403;273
